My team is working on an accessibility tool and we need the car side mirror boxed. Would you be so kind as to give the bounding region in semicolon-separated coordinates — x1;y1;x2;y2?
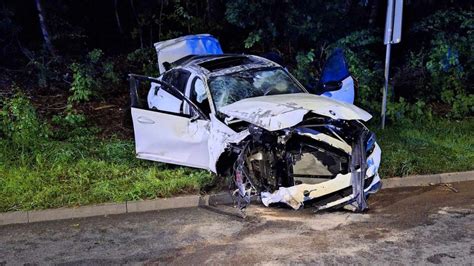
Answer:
322;80;343;92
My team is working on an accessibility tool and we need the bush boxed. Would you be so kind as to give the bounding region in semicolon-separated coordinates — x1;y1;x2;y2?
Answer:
0;92;50;149
331;29;383;113
51;105;87;129
69;49;121;103
386;98;433;122
69;62;95;102
24;50;65;89
127;48;159;77
293;50;316;86
55;49;123;128
411;9;473;118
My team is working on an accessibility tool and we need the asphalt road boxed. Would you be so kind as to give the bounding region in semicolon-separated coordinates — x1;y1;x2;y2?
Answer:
1;181;474;265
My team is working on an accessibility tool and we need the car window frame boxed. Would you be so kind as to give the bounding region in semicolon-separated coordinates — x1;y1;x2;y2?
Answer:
129;73;208;120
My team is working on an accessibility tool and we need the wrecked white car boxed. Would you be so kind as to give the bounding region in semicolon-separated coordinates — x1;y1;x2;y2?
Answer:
129;34;381;212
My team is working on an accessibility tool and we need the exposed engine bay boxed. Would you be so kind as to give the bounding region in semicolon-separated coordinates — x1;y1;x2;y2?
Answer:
216;113;380;212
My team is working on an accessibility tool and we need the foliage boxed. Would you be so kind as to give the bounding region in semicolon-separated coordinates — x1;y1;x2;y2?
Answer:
386;98;432;122
225;0;364;53
129;0;215;48
331;29;383;113
293;50;316;86
0;95;214;212
244;30;263;49
69;62;95;102
24;50;65;89
2;0;472;121
57;49;121;127
69;49;120;103
51;105;87;129
0;92;50;149
409;9;474;118
127;48;159;77
425;34;473;118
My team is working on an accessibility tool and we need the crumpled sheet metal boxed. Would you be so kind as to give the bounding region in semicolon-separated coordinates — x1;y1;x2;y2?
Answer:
350;130;370;212
207;114;250;173
260;143;381;210
207;93;372;172
294;127;352;154
219;93;372;131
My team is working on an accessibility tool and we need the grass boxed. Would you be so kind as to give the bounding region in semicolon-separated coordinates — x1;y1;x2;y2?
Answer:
1;112;473;212
374;118;474;178
0;131;214;212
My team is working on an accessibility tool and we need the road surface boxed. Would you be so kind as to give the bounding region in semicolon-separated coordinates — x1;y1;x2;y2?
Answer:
1;181;473;265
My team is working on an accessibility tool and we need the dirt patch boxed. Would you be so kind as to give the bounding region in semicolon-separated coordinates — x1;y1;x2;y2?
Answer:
26;90;134;139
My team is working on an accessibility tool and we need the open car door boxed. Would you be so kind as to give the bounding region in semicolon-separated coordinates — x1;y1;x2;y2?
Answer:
129;74;210;170
316;49;355;104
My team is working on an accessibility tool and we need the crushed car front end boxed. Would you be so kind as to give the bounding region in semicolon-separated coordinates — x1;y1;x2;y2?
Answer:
212;94;382;212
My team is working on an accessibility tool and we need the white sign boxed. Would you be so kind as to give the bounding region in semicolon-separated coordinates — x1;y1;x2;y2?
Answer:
384;0;403;44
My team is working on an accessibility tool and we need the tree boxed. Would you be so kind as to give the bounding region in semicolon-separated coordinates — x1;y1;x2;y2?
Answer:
34;0;55;55
114;0;123;34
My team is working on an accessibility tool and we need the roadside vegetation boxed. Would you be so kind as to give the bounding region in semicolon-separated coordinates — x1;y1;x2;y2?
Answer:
1;93;472;212
0;94;213;212
0;1;472;212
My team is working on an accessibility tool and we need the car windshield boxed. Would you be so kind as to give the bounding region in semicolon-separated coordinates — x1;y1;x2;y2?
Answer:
208;67;305;111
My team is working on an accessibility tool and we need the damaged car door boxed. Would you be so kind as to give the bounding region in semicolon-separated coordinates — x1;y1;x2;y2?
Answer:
316;49;355;104
130;73;210;170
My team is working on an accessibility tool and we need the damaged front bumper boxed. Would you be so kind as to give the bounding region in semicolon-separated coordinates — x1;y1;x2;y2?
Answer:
215;98;382;212
260;143;382;211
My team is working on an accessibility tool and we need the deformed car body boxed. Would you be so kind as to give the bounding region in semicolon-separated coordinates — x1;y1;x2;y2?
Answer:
129;34;381;212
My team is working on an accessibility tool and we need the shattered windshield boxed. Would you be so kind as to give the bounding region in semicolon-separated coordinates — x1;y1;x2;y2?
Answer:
208;67;305;111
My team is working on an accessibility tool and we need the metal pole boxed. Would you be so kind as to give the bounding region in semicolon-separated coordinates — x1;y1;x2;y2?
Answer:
381;0;395;129
381;43;391;129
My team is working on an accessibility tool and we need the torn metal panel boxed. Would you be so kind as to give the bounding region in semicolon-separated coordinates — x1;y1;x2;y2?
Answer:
350;130;370;212
219;93;372;131
208;114;250;172
294;127;352;154
260;143;381;210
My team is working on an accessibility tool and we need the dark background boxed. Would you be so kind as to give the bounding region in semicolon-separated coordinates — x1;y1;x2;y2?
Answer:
1;0;473;119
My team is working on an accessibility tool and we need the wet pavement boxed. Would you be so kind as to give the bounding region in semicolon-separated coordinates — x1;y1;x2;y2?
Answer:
1;181;473;265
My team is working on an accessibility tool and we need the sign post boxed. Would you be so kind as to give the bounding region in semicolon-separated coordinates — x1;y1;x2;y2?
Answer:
381;0;403;129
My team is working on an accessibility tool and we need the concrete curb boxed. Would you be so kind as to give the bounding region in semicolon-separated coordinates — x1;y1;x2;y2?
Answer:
382;170;474;189
0;195;223;226
1;170;473;226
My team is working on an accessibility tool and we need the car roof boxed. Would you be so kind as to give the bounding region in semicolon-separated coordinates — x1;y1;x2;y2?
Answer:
171;54;279;75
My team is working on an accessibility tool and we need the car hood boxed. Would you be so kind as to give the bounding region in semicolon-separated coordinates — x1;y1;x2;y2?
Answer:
219;93;372;131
